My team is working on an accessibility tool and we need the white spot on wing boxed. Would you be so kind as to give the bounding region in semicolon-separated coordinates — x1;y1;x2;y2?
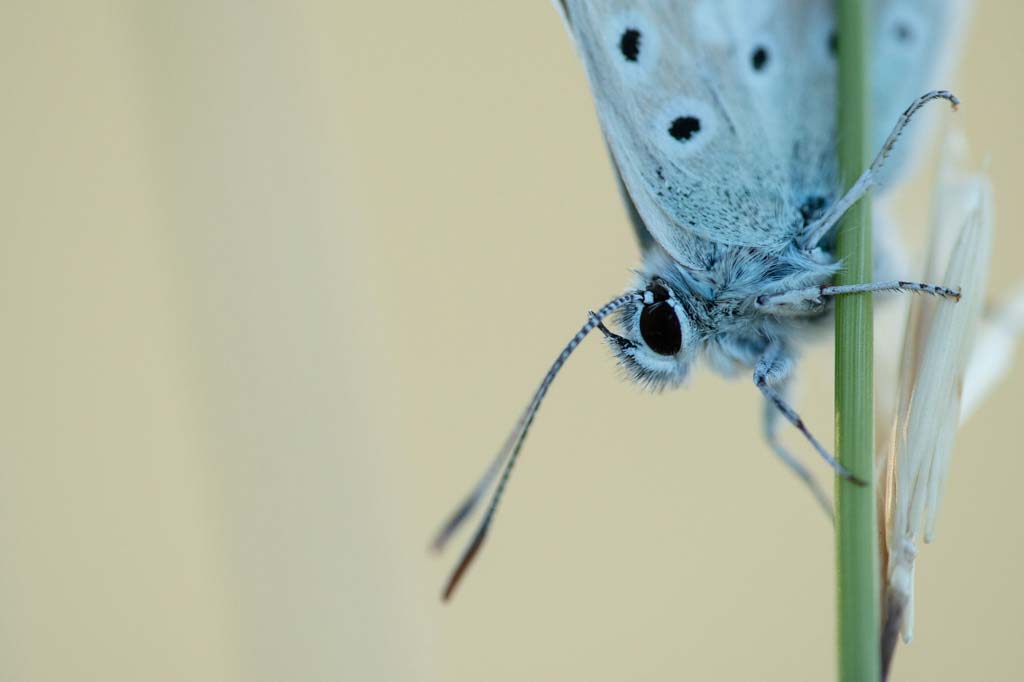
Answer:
604;11;660;83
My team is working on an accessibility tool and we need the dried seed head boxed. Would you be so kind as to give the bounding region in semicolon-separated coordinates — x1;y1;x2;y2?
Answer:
883;132;994;643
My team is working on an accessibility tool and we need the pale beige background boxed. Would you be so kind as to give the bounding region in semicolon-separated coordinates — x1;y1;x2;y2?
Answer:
2;2;1021;681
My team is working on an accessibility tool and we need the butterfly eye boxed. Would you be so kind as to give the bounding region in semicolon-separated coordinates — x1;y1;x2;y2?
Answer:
639;301;682;356
639;285;683;356
619;28;641;62
668;116;701;142
828;30;838;57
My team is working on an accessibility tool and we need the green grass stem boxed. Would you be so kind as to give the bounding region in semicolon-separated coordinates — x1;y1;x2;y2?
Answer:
834;2;880;681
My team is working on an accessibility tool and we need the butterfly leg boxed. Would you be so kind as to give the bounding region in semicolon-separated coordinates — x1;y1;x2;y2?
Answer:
753;345;865;485
761;378;834;519
755;280;960;315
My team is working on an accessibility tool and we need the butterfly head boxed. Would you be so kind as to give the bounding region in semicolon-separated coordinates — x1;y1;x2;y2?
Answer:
599;275;701;391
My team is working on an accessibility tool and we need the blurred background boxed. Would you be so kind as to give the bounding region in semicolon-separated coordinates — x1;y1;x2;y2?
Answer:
3;2;1021;680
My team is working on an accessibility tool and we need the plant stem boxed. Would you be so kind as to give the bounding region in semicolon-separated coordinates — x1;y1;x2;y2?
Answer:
835;2;880;681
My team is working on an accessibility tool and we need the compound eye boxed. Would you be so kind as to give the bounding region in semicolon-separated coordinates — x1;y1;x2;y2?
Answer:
639;301;682;356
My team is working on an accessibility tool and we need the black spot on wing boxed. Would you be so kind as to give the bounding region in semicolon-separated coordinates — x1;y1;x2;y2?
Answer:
619;28;641;62
750;45;769;71
894;21;914;43
669;116;701;141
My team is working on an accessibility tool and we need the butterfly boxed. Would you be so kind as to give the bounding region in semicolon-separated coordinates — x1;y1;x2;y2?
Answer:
434;0;968;600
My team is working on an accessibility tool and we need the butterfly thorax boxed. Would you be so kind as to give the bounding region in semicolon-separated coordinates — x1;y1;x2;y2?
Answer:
607;242;840;388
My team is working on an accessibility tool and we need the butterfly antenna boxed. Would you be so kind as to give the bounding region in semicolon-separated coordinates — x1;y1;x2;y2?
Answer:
435;291;643;601
803;90;959;250
430;421;522;554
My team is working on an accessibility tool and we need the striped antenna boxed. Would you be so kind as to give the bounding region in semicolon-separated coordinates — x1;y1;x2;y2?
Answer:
432;291;643;601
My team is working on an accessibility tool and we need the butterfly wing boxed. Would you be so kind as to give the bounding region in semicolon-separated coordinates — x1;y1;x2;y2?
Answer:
613;163;657;252
559;0;839;263
557;1;967;261
869;0;970;186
